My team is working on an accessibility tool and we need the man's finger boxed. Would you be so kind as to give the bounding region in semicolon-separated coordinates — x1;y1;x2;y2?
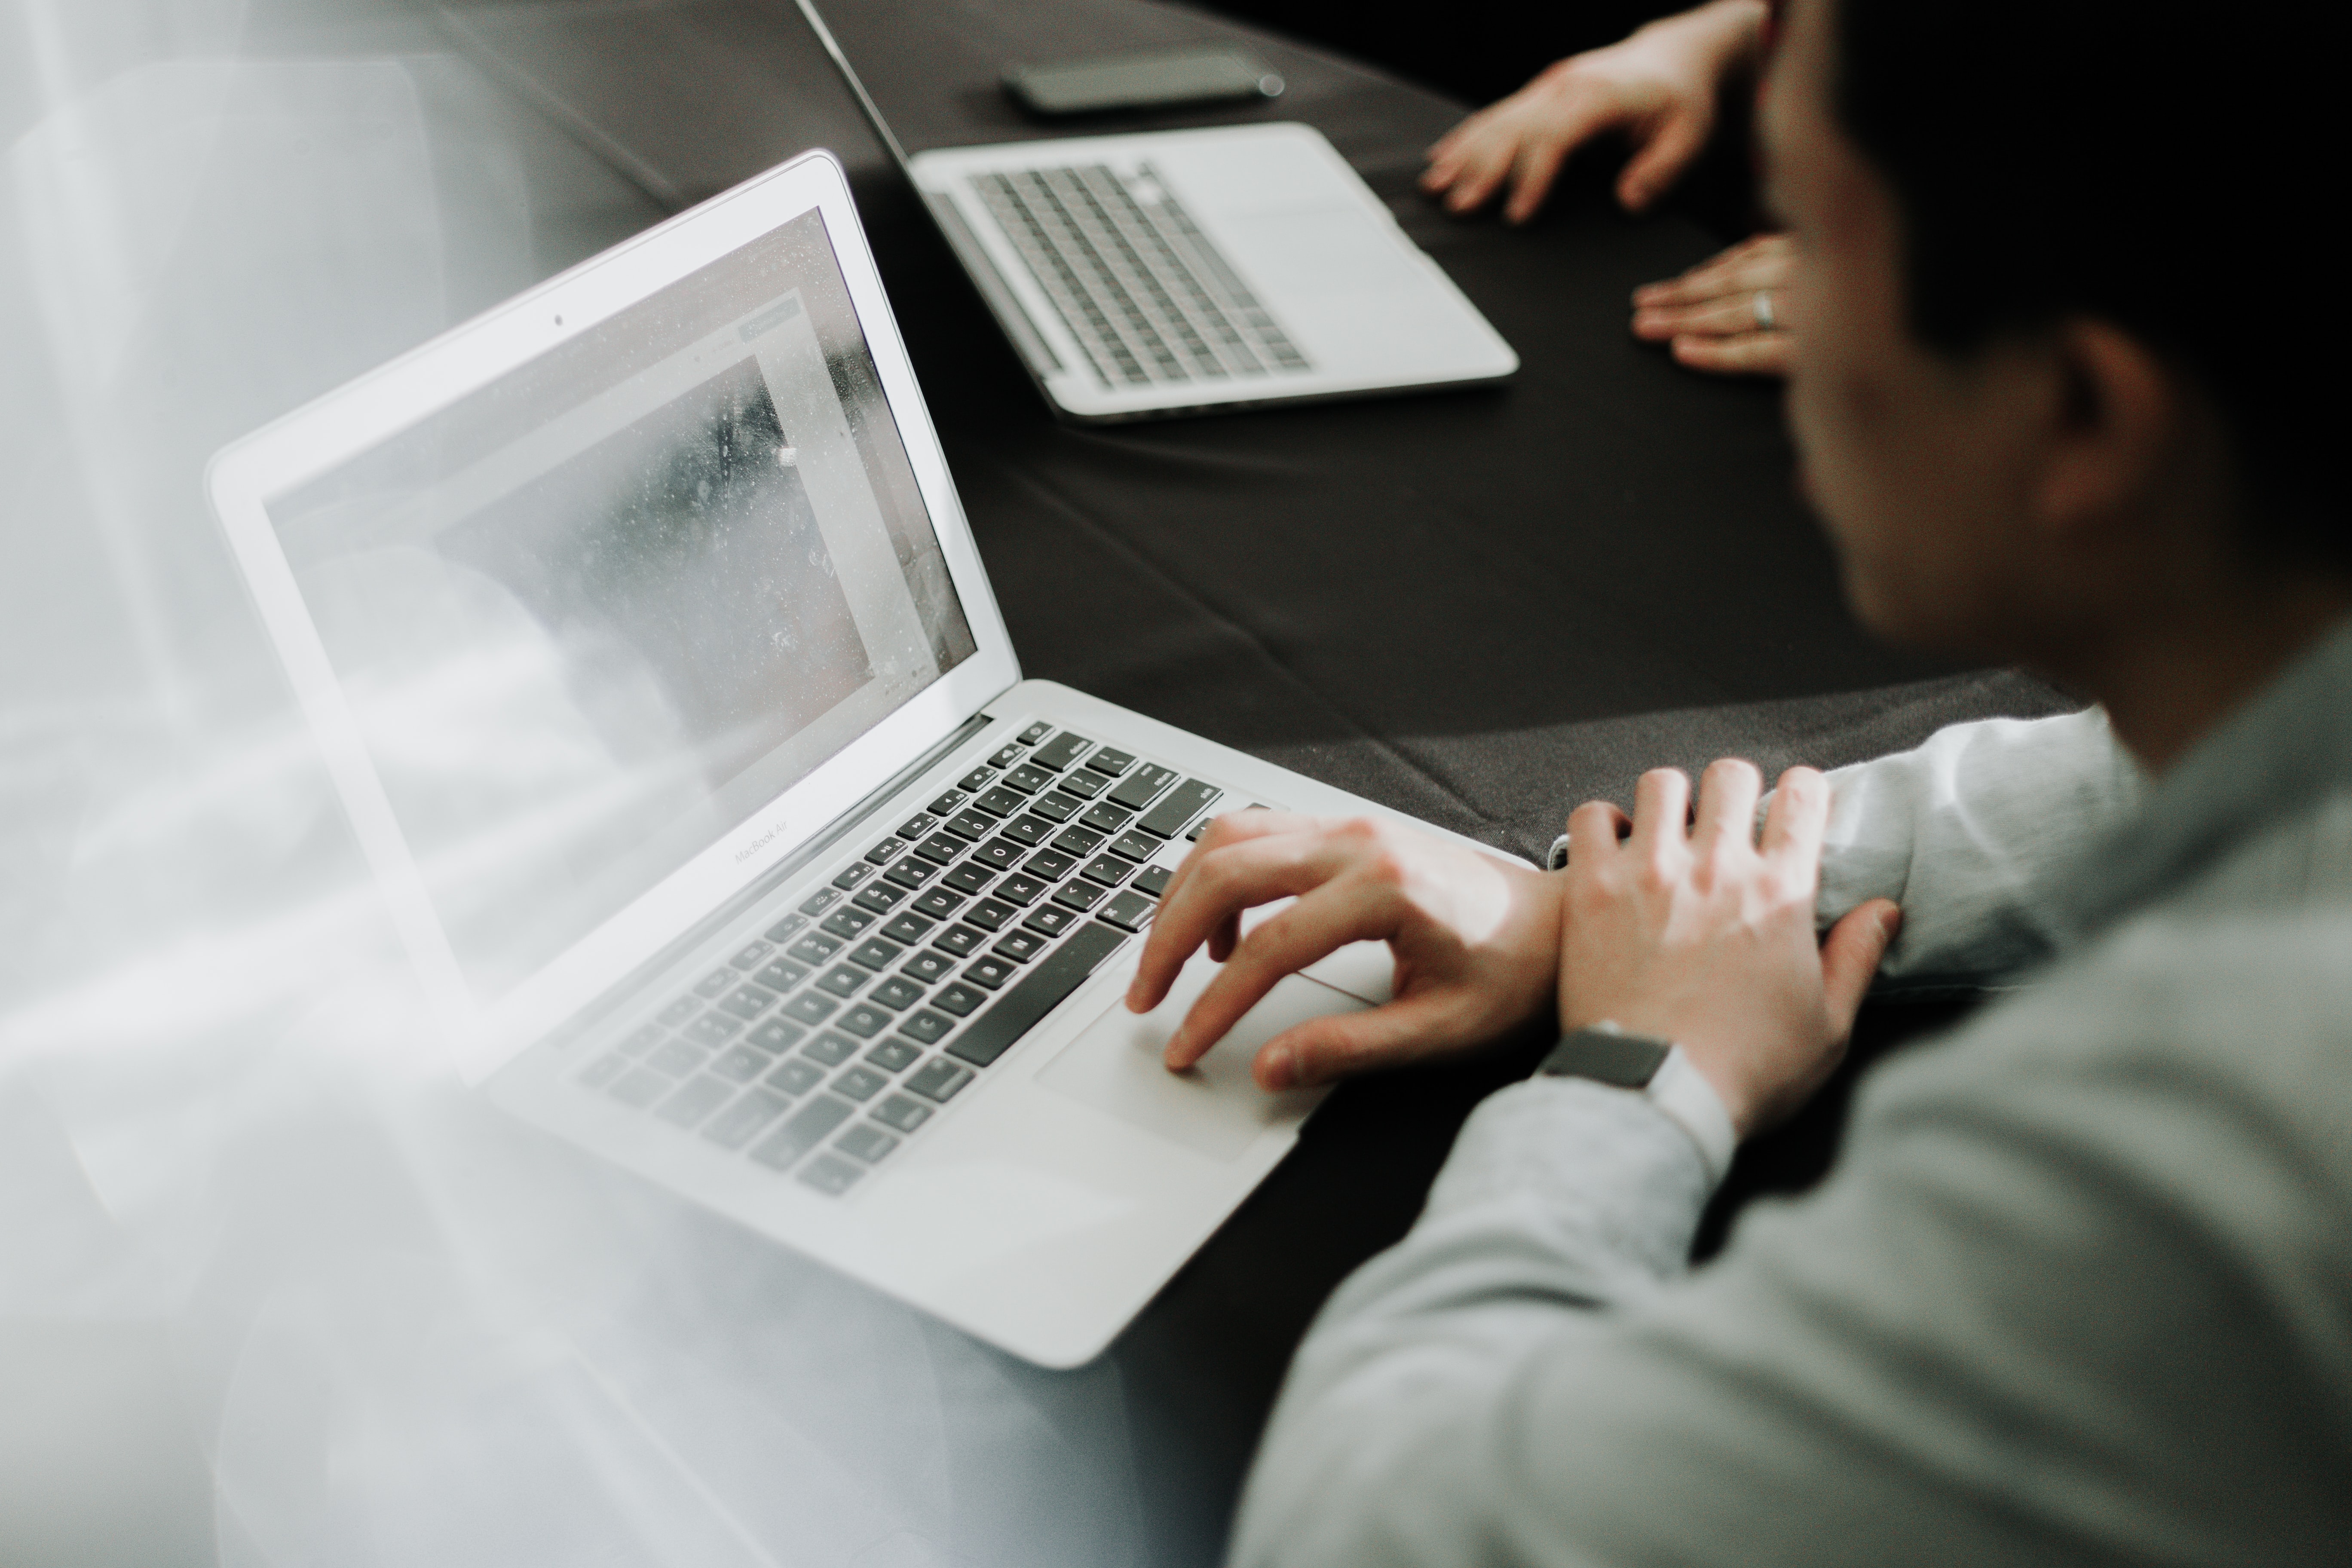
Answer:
1565;799;1631;864
1616;107;1711;211
1163;878;1396;1070
1629;768;1693;855
1148;808;1311;933
1632;237;1790;306
1759;766;1832;865
1502;132;1573;224
1635;291;1771;340
1249;989;1471;1090
1669;331;1793;377
1693;757;1764;854
1819;898;1902;1038
1127;823;1333;1012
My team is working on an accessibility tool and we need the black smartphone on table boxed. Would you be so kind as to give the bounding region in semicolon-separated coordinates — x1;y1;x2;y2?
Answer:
1003;46;1284;116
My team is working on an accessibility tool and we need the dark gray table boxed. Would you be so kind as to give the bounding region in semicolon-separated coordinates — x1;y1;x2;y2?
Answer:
423;1;2070;1555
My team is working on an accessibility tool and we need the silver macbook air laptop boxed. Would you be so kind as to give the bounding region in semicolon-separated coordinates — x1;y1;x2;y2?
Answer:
209;149;1500;1367
789;0;1519;423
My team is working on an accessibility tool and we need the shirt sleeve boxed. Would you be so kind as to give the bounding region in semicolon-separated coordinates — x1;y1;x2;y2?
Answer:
1225;945;2349;1568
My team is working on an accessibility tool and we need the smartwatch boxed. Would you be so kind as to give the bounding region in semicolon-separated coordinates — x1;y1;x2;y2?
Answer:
1538;1023;1737;1183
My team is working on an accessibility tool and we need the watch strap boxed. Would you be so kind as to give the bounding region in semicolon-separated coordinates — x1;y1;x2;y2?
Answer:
1539;1023;1737;1184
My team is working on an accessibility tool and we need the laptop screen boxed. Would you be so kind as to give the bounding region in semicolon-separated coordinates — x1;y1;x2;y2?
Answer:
268;207;977;1003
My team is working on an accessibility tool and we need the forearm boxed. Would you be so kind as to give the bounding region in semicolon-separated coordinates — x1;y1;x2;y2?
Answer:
1229;1079;1711;1568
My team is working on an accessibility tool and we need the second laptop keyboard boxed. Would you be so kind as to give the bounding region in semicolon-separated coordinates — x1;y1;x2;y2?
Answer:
577;725;1229;1197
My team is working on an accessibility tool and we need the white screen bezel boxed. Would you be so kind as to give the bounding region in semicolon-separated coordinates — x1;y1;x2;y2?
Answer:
207;150;1018;1083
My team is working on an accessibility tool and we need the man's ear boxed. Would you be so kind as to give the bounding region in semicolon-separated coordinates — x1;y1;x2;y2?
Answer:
2028;319;2183;549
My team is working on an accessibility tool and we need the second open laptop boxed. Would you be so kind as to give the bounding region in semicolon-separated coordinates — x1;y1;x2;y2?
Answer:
209;150;1501;1367
787;0;1519;422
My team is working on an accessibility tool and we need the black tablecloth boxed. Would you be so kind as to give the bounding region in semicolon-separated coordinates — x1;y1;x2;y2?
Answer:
438;2;2073;1555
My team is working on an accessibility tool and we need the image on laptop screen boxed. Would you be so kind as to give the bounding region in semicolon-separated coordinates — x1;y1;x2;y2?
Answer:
268;208;977;1001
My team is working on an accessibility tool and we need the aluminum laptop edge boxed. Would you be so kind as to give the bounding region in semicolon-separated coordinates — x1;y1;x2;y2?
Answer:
207;149;1508;1368
786;0;1518;423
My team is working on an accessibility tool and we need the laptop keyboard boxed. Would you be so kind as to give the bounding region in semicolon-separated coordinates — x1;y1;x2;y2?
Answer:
573;725;1226;1197
971;163;1311;390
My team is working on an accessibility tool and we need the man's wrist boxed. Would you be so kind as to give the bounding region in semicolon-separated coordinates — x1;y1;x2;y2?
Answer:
1539;1024;1739;1183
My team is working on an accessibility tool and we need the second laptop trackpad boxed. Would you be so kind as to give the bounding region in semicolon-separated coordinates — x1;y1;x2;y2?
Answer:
1035;952;1349;1161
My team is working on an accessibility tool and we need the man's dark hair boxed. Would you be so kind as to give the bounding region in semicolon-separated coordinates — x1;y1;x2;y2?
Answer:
1832;0;2346;568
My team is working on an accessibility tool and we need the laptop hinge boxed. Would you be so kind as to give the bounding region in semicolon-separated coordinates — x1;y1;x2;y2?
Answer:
542;709;999;1053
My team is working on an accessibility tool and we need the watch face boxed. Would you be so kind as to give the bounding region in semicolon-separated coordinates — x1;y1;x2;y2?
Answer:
1540;1027;1671;1088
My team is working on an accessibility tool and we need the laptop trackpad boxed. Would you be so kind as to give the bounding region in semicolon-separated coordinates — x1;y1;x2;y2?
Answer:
1035;954;1350;1161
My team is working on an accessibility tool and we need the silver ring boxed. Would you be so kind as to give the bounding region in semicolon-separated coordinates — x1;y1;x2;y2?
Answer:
1753;289;1777;331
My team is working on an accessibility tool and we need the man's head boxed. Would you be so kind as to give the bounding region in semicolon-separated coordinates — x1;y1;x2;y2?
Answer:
1764;0;2347;691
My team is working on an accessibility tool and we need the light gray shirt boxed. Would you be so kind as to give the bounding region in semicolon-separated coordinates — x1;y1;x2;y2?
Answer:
1229;625;2352;1567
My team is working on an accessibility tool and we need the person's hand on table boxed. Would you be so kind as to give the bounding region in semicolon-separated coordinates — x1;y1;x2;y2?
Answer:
1631;232;1795;376
1126;812;1562;1091
1557;761;1903;1136
1420;0;1768;224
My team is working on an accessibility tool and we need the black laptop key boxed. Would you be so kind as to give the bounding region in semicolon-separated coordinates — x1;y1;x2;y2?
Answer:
684;1014;740;1047
866;1037;922;1072
989;742;1025;768
1138;779;1222;839
1109;762;1178;810
864;838;906;866
971;838;1024;872
1000;814;1052;847
703;1087;790;1150
729;940;772;969
946;922;1127;1069
821;907;874;940
802;1031;858;1066
928;789;967;815
993;929;1048;963
1106;830;1158;864
852;883;906;915
944;862;996;894
881;912;935;944
915;833;966;866
1024;903;1078;937
835;1065;888;1102
1032;731;1093;772
799;887;840;916
1053;879;1107;913
816;964;869;998
959;766;995;792
1053;769;1104;799
751;1095;854;1170
901;949;954;984
1017;720;1054;745
1027;790;1079;823
873;1093;932;1133
996;872;1047;906
657;996;698;1027
693;968;736;999
848;937;903;971
713;1044;768;1084
907;1058;976;1103
788;933;840;965
931;982;986;1017
754;959;809;992
836;1004;891;1039
766;1057;824;1095
1004;763;1052;795
1081;801;1134;835
1080;854;1131;888
657;1075;732;1129
945;809;997;841
798;1154;865;1194
964;897;1016;931
1084;746;1136;778
900;1010;953;1044
897;812;938;840
871;976;925;1011
1025;848;1078;881
1052;824;1106;858
784;992;837;1026
963;955;1017;990
1133;864;1174;897
833;862;873;890
718;985;776;1021
763;913;807;942
1098;889;1156;933
934;923;986;958
975;786;1026;818
610;1067;670;1108
837;1124;899;1163
748;1019;805;1053
912;888;965;919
